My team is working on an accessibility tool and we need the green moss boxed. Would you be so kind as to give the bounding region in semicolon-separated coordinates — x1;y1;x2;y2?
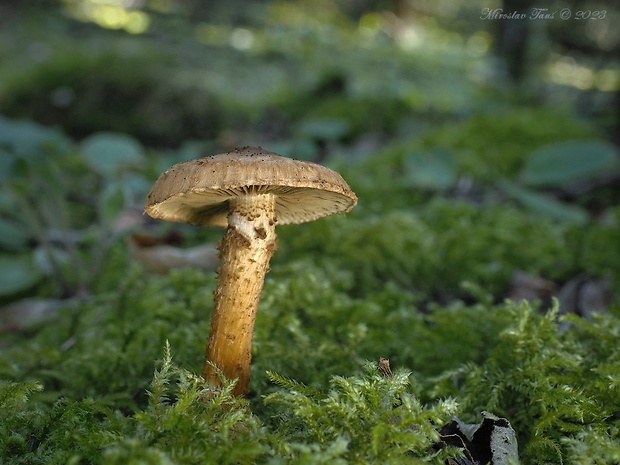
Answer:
0;266;213;410
277;198;574;297
425;108;599;181
0;47;223;147
264;365;459;464
570;206;620;288
2;258;620;463
358;107;599;185
1;3;618;462
432;301;620;464
1;345;269;464
2;133;618;463
304;96;411;139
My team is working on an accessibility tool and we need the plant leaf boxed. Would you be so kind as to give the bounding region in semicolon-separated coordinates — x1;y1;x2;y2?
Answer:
498;179;589;223
81;132;145;177
0;116;71;156
99;182;127;227
0;254;44;297
297;117;351;141
0;218;30;250
520;140;620;187
0;150;16;183
439;412;519;465
404;147;457;191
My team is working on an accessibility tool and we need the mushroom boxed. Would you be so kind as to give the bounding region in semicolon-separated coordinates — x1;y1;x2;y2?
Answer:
144;146;357;396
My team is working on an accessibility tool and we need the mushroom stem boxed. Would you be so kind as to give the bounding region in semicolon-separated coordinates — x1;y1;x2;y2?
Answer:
203;193;277;396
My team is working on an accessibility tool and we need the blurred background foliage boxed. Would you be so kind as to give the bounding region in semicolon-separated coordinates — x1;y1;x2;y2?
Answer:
1;0;620;463
1;0;619;146
0;0;618;302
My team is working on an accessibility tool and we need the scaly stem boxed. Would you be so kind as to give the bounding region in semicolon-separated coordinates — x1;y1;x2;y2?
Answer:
203;193;277;396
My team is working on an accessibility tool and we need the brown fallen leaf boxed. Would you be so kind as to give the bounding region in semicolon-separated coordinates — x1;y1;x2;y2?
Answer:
131;231;183;248
558;274;611;319
509;270;558;302
435;412;519;465
0;298;68;332
377;357;393;378
130;240;219;274
113;206;149;233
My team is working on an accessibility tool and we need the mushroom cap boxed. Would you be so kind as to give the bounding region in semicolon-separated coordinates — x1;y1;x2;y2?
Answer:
144;146;357;226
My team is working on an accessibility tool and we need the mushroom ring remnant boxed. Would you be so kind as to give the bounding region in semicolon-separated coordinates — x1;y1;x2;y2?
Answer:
144;146;357;396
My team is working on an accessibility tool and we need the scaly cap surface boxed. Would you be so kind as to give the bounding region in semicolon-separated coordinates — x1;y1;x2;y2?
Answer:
144;146;357;226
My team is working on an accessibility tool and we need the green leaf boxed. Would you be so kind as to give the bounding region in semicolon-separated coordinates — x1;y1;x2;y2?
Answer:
0;115;71;156
0;150;16;182
32;245;71;276
123;173;152;202
0;218;30;250
404;147;457;190
81;132;145;177
2;151;67;193
520;140;620;187
0;254;44;296
498;179;589;223
297;117;351;141
0;192;13;212
99;182;126;227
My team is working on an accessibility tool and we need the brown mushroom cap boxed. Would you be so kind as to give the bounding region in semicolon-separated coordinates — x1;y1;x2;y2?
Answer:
144;146;358;226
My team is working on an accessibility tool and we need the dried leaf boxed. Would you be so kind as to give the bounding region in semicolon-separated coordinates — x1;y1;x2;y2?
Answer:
509;270;558;302
438;412;519;465
558;275;611;318
130;239;218;274
0;298;66;332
